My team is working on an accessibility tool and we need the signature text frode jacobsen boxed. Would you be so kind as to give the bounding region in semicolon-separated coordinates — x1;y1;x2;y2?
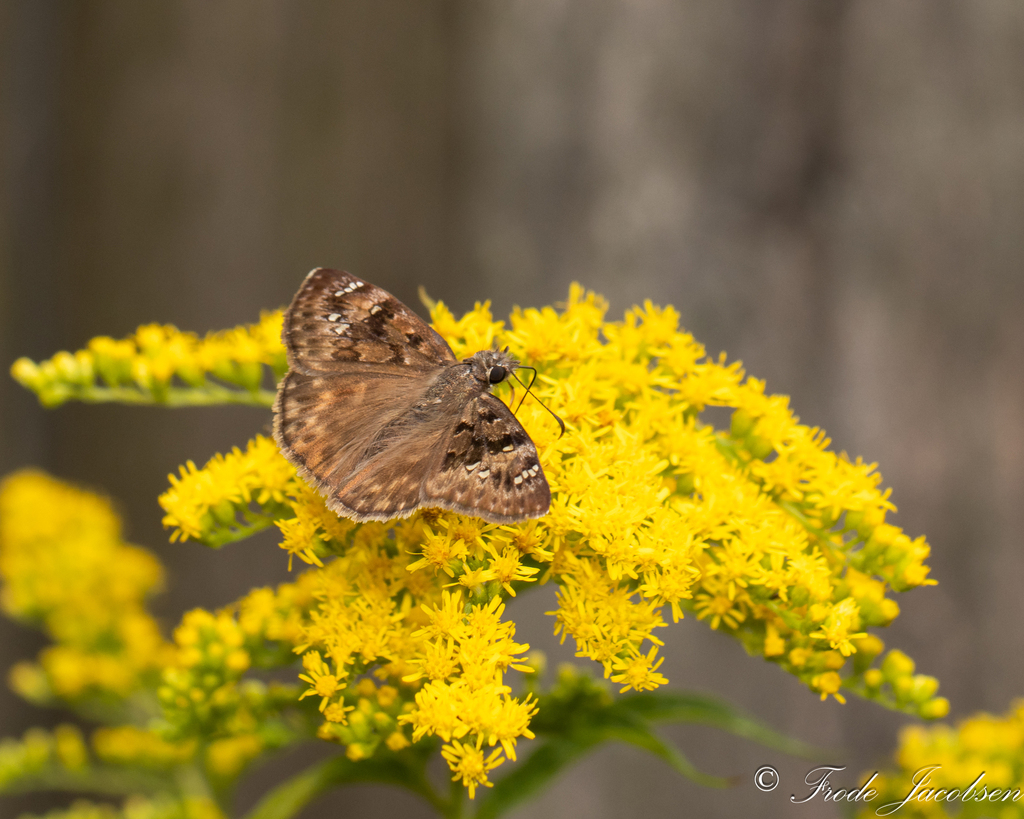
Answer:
789;765;1022;815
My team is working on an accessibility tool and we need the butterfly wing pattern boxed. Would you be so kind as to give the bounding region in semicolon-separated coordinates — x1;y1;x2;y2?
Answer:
281;267;456;373
273;268;551;523
423;392;548;520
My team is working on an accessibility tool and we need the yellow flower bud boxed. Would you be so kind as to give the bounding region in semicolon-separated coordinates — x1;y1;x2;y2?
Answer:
10;357;42;388
918;697;950;720
881;649;915;680
53;724;88;770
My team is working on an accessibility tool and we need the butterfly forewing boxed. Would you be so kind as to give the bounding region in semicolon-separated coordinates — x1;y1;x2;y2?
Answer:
423;393;550;522
274;268;552;524
282;268;456;374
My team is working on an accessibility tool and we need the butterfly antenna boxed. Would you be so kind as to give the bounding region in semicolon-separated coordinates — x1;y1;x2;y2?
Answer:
417;286;437;312
511;367;566;438
508;366;534;414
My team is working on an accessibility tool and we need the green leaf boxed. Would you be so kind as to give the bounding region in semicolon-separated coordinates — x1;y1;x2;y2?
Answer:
582;722;728;787
472;735;595;819
613;691;819;757
474;688;819;819
242;750;443;819
475;723;725;819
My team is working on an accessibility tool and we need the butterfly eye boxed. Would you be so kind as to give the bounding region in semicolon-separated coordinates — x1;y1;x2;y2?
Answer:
488;366;507;384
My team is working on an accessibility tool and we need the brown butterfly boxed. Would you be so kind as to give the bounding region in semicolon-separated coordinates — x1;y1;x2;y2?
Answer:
273;268;552;523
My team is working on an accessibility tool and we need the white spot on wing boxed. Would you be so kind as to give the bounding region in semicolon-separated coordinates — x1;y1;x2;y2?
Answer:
513;476;523;485
502;444;514;452
328;313;340;321
369;304;382;315
478;469;491;479
465;462;480;472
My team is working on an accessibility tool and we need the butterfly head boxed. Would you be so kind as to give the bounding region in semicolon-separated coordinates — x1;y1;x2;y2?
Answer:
464;348;520;388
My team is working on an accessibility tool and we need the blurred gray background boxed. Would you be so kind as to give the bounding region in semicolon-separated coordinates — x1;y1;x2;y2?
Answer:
2;2;1023;818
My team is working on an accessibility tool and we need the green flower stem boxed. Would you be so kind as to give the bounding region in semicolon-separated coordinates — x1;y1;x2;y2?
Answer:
447;779;467;819
1;766;171;798
175;761;222;810
840;680;917;716
40;385;278;408
199;510;286;549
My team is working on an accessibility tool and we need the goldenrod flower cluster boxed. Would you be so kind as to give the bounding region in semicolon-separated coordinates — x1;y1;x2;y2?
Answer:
5;284;948;812
0;723;220;819
157;607;303;780
0;471;171;701
159;436;300;548
856;701;1024;818
10;313;285;407
0;725;88;788
161;286;949;791
0;473;316;818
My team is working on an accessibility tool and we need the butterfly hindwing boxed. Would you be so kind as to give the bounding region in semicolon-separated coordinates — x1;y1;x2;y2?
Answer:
329;421;452;522
282;268;457;375
273;368;440;511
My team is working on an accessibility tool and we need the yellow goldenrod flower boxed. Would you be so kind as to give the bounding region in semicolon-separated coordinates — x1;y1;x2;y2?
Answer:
811;598;867;657
812;671;847;704
406;529;469;577
486;544;540;596
440;738;504;799
298;651;346;712
610;646;669;693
